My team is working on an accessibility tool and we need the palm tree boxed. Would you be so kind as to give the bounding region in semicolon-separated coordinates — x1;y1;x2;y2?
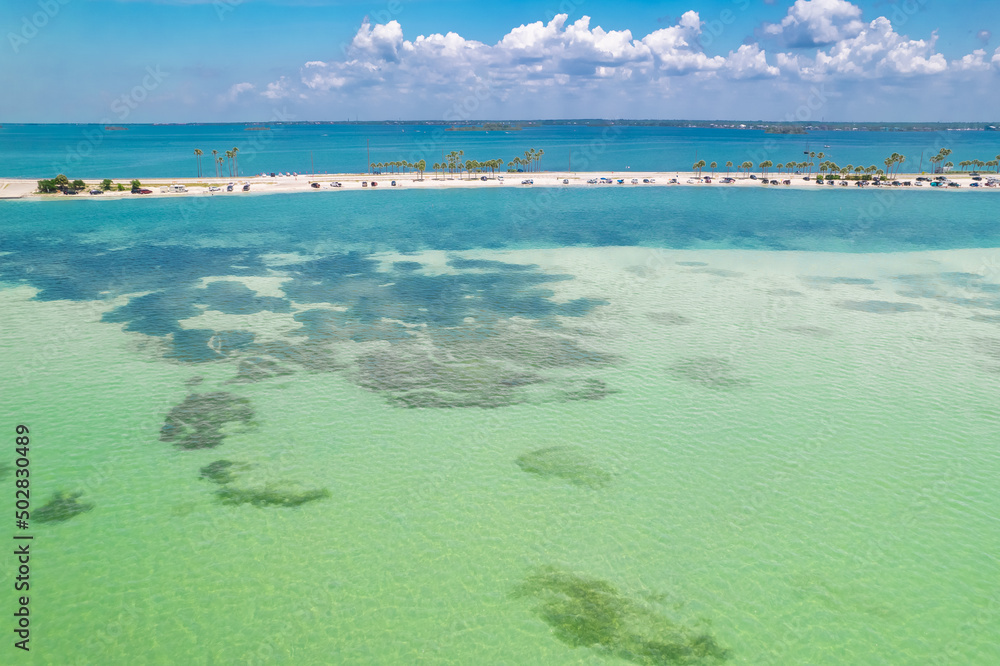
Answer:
709;162;717;177
740;161;753;177
416;159;426;180
693;160;706;176
232;147;239;177
760;160;772;177
212;150;219;178
216;156;224;177
194;149;203;178
225;150;234;177
725;161;733;176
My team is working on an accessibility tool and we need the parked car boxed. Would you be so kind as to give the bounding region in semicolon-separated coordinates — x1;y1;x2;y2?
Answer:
371;181;378;187
310;182;321;188
226;184;234;192
89;189;102;195
749;174;757;179
480;176;487;181
330;182;342;188
209;186;221;192
242;184;250;191
361;181;368;187
587;179;598;184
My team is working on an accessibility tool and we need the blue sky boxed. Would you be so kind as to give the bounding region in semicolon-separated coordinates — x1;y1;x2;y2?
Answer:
1;0;998;122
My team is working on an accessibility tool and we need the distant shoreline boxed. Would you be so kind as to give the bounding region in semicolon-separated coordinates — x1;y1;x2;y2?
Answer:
1;120;998;132
2;171;997;201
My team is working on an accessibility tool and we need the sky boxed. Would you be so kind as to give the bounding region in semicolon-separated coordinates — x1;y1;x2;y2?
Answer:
1;0;998;122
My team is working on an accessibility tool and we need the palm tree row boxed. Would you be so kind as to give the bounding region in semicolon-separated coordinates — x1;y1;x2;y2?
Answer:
955;156;1000;173
199;147;240;179
431;158;506;179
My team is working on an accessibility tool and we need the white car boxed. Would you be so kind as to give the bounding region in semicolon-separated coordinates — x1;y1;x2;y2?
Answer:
209;186;220;192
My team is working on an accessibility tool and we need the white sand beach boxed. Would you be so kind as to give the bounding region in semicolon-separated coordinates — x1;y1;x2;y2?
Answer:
3;170;998;200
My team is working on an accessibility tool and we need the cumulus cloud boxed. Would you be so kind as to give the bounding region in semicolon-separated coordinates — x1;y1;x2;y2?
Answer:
764;0;865;47
262;76;293;100
791;17;947;79
954;49;990;72
247;10;997;117
220;82;254;103
283;12;781;104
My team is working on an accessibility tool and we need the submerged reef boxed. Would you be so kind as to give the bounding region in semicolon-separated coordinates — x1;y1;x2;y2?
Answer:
198;459;251;484
35;491;94;523
198;460;329;508
838;300;924;314
516;447;612;488
226;357;295;384
215;485;330;508
160;392;255;449
669;357;746;390
514;567;730;665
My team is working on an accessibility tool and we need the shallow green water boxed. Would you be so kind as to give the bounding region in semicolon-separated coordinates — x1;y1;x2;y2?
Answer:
2;191;999;664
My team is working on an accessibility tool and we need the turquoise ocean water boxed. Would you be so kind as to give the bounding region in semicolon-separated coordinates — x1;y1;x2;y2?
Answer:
3;124;1000;179
2;180;1000;664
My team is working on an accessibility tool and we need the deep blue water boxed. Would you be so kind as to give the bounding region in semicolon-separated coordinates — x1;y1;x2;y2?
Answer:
2;123;1000;179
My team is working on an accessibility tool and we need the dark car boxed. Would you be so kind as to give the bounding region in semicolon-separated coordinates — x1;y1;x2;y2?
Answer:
391;180;397;186
310;182;321;188
242;184;250;191
371;181;378;187
972;176;982;181
750;174;757;179
89;189;102;195
480;176;487;181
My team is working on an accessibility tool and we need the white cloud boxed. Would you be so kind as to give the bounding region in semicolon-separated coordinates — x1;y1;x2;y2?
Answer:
791;17;947;79
220;82;254;104
764;0;865;47
262;77;293;100
726;44;781;79
285;12;781;103
954;49;989;71
244;11;999;120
